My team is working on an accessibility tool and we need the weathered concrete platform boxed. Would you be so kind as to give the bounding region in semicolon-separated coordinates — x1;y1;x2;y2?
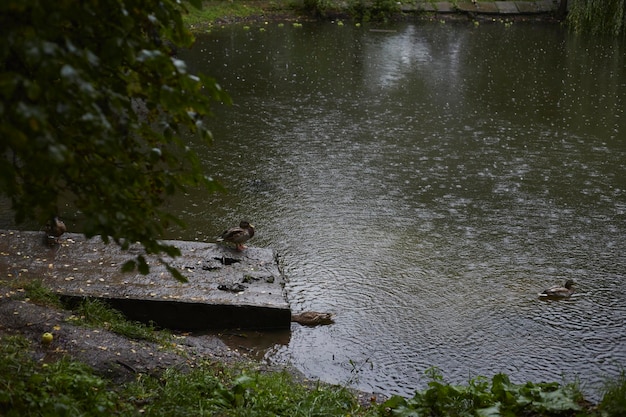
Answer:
0;230;291;330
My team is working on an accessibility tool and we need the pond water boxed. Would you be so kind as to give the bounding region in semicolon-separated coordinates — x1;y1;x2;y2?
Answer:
173;21;626;400
3;20;624;401
169;21;626;400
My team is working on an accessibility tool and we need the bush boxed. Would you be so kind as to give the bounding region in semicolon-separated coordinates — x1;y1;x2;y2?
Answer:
347;0;400;22
599;370;626;417
382;367;585;417
0;335;126;416
304;0;335;17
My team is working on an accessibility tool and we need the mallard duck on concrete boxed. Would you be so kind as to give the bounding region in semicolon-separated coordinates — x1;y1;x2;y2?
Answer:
44;216;67;246
217;221;255;251
538;280;575;299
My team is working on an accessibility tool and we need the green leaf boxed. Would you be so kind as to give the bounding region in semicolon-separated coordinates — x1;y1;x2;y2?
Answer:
60;64;78;81
121;260;136;272
537;387;581;412
137;256;149;275
477;404;502;417
381;395;407;410
165;264;188;283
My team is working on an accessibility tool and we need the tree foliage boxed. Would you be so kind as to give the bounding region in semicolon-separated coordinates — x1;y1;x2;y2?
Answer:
567;0;626;36
0;0;230;280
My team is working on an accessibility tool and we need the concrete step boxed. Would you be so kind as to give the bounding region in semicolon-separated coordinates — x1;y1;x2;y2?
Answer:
0;230;291;330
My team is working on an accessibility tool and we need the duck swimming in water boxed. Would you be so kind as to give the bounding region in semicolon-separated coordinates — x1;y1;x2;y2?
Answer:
217;221;255;251
538;280;575;299
291;311;334;326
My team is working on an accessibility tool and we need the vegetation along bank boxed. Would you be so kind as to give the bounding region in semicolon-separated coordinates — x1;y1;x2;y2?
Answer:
1;280;626;416
184;0;626;36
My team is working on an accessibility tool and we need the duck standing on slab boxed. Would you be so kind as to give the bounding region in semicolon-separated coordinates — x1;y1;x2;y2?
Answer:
44;216;67;246
217;221;255;251
538;280;575;299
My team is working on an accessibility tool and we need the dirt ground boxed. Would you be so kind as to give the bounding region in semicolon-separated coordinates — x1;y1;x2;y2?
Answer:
0;289;245;384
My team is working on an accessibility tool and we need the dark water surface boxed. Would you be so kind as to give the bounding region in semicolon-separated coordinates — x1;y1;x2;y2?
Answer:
172;21;626;400
174;22;626;400
4;21;624;400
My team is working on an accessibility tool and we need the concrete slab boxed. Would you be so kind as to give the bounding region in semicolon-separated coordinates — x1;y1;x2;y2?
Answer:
434;2;455;13
495;1;519;14
456;2;478;13
515;1;539;13
474;2;499;13
0;230;291;330
417;2;436;12
535;0;557;12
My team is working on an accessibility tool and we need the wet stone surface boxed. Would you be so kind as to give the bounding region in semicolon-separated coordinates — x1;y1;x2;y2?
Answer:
0;230;291;330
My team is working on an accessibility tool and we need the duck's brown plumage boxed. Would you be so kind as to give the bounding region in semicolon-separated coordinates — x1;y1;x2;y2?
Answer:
217;221;255;251
44;216;67;246
291;311;334;326
539;280;575;299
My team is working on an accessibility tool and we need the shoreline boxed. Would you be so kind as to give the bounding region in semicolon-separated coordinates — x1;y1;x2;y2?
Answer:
185;0;563;30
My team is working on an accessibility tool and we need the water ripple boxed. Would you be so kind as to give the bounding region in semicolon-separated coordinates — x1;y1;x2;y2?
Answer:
168;23;626;402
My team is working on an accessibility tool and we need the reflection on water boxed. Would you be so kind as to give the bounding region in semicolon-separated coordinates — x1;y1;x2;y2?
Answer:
216;329;292;359
175;21;625;400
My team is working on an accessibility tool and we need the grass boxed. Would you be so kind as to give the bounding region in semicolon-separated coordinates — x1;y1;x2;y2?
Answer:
124;364;376;416
183;0;297;28
0;335;127;416
185;2;263;25
0;334;378;416
7;279;64;308
4;278;171;345
2;331;624;416
66;297;172;345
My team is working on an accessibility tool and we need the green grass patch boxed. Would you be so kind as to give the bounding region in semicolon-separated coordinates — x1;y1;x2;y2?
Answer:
0;335;129;416
125;364;378;416
21;280;63;307
2;279;171;345
2;279;63;308
67;298;172;345
1;334;624;416
0;334;377;416
184;1;270;27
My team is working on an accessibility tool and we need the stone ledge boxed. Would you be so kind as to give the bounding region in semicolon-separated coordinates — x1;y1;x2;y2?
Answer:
0;230;291;330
